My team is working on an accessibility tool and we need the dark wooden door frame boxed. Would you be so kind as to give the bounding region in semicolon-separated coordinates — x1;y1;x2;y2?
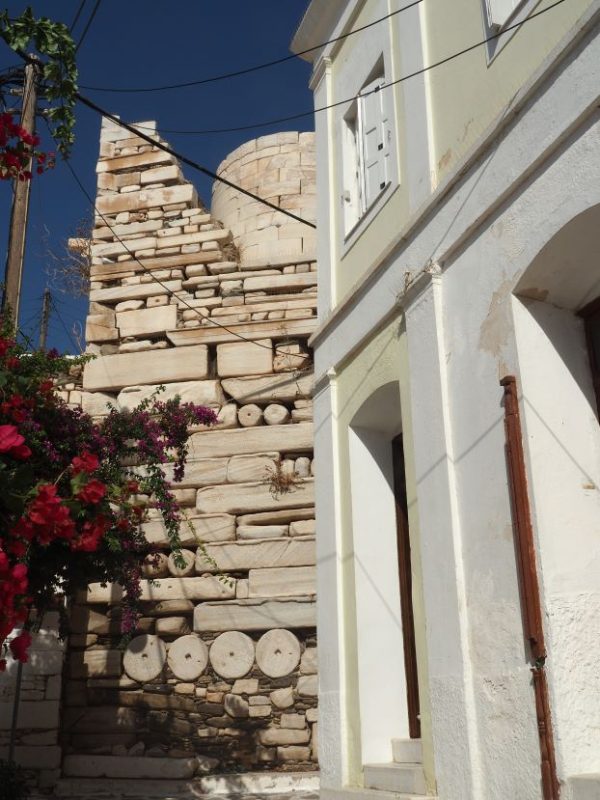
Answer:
500;375;560;800
392;434;421;740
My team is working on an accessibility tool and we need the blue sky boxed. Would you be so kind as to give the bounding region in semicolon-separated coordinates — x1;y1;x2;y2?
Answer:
0;1;313;352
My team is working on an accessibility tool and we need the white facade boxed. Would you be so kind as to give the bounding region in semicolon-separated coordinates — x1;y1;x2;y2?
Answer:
293;2;600;799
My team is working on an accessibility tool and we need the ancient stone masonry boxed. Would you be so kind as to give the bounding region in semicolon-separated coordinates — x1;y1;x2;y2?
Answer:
60;118;318;784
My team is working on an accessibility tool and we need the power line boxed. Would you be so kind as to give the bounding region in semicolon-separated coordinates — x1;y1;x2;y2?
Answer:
70;0;87;32
79;0;424;93
49;128;311;364
121;0;569;137
50;294;80;352
74;94;316;229
76;0;101;53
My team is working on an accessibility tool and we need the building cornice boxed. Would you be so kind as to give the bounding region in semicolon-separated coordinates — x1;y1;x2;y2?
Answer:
290;0;347;63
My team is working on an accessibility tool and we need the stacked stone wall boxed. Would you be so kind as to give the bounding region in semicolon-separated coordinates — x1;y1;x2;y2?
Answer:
60;118;318;785
211;132;316;268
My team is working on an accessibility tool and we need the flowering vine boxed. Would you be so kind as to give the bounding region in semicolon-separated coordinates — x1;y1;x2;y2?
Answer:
0;8;77;158
0;112;54;182
0;324;217;668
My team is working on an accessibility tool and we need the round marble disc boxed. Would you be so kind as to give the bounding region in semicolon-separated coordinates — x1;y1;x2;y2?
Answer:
255;629;301;678
123;634;167;682
167;634;208;680
209;631;255;679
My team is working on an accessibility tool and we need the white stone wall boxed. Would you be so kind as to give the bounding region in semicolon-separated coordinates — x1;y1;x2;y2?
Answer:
211;132;316;268
0;613;64;790
59;117;319;785
308;11;600;800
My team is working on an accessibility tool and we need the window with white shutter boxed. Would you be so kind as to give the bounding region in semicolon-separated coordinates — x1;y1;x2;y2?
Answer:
358;77;390;210
342;64;392;235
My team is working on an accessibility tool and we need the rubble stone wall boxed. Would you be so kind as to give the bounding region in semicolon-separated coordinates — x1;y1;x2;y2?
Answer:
211;132;316;268
61;118;318;782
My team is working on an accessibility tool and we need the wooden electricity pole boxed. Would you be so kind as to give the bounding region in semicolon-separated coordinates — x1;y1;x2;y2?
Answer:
2;60;39;327
39;287;51;349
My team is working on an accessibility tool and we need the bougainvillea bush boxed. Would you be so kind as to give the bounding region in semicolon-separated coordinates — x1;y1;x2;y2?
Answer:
0;325;216;669
0;112;55;182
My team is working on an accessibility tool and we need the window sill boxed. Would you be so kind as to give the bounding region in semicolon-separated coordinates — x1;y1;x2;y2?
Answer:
342;182;396;257
485;0;542;63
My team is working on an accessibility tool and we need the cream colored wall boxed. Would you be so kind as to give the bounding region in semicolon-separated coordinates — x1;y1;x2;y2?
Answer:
324;0;592;303
425;0;592;182
330;0;410;301
333;313;434;790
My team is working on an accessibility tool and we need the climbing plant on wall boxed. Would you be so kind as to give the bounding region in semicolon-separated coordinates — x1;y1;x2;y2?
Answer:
0;321;217;668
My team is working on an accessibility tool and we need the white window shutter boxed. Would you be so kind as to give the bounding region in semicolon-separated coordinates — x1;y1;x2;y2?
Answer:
358;78;388;210
486;0;520;28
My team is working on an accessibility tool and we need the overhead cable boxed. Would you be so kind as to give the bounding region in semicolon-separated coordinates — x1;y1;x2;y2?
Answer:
70;0;87;32
75;0;102;53
124;0;569;136
79;0;424;93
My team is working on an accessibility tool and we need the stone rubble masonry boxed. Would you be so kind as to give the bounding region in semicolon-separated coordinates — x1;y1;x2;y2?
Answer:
44;118;318;787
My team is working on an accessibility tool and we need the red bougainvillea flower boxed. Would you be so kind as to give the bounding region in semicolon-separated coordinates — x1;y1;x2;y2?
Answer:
0;337;14;357
11;563;28;593
72;516;109;552
77;479;107;505
9;630;32;663
24;483;77;543
11;444;31;460
0;424;24;453
71;451;99;475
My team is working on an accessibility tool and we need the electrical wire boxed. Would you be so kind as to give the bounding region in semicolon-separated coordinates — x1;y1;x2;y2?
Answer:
48;124;312;364
79;0;424;93
75;0;101;53
75;95;316;229
50;294;80;352
70;0;87;32
118;0;569;136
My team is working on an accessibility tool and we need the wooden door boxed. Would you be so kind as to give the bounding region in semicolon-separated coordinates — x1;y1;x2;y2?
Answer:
392;434;421;739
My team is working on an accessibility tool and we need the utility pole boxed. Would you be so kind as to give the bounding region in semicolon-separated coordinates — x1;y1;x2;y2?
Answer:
2;59;39;327
39;287;51;349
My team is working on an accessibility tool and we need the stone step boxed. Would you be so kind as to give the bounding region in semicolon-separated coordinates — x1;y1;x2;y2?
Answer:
324;789;436;800
44;780;191;798
570;774;600;800
54;770;320;797
364;763;428;795
392;738;423;764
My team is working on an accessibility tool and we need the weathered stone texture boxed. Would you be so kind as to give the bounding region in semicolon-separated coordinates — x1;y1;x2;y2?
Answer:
55;122;318;783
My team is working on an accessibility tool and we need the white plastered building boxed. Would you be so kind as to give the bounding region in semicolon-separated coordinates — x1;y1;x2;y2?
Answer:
291;1;600;799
